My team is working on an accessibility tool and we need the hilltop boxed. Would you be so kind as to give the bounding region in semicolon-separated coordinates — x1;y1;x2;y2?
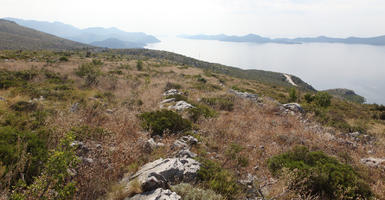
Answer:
324;88;366;104
0;19;91;50
0;50;384;200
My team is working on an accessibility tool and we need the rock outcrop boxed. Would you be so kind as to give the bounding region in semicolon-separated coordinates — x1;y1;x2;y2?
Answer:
127;188;181;200
361;157;385;168
168;101;194;111
163;89;182;96
229;89;259;101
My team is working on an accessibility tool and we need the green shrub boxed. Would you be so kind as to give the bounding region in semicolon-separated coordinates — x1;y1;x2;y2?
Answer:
139;110;192;136
304;93;314;103
171;183;223;200
188;104;216;122
268;146;373;199
10;133;78;200
201;96;234;111
288;88;298;102
74;62;102;78
198;158;242;198
10;101;38;112
0;70;37;89
314;92;332;108
59;56;68;62
0;126;49;186
136;60;143;71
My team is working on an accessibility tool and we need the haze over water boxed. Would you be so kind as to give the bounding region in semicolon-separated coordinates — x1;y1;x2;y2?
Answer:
147;37;385;104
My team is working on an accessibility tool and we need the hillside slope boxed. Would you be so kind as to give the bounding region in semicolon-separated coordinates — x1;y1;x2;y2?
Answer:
111;49;316;91
324;88;366;104
0;50;384;200
0;19;91;50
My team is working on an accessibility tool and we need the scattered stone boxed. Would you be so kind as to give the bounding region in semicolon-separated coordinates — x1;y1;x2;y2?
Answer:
70;141;89;155
82;157;94;164
0;96;5;101
163;89;182;96
106;109;114;114
229;89;258;101
360;157;385;168
282;103;304;113
179;136;198;146
70;102;79;112
160;98;176;104
144;138;165;153
239;173;256;186
128;188;181;200
348;132;361;138
168;101;194;111
176;149;197;159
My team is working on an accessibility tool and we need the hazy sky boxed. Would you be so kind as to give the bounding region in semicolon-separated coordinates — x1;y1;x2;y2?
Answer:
1;0;385;38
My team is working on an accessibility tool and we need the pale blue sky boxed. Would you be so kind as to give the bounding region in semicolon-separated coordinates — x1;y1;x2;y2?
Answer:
1;0;384;37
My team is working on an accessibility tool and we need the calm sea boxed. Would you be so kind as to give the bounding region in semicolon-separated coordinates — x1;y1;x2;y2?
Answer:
146;36;385;104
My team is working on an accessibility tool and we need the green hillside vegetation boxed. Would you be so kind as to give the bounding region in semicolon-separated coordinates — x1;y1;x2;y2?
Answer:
0;50;384;200
324;88;366;104
111;49;316;91
0;19;92;50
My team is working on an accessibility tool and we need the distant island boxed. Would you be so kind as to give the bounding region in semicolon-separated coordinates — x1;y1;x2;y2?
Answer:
180;34;385;46
4;17;160;48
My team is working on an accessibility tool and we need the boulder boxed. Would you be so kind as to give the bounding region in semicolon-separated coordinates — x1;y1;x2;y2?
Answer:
360;157;385;168
163;89;182;97
127;188;181;200
168;101;194;111
282;103;304;113
229;89;258;101
123;157;200;191
160;98;176;104
144;138;165;153
0;96;5;101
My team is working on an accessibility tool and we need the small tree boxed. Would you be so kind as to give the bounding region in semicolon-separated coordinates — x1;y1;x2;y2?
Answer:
288;88;298;102
136;60;143;71
314;92;332;108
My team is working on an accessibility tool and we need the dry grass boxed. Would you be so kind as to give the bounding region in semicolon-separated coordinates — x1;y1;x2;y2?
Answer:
1;53;384;200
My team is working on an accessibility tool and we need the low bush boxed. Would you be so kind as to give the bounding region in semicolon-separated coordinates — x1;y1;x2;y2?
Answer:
188;104;216;122
198;158;242;199
10;133;78;200
10;101;38;112
268;146;373;199
171;183;223;200
59;56;68;62
201;96;234;111
139;110;192;136
0;70;37;89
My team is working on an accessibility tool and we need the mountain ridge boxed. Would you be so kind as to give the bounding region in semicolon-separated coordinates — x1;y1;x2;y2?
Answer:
4;17;160;48
181;33;385;45
0;19;92;50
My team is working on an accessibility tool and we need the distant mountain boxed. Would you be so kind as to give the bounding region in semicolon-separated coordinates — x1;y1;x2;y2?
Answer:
90;38;144;49
0;19;91;50
181;34;385;46
4;18;160;48
323;88;366;104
